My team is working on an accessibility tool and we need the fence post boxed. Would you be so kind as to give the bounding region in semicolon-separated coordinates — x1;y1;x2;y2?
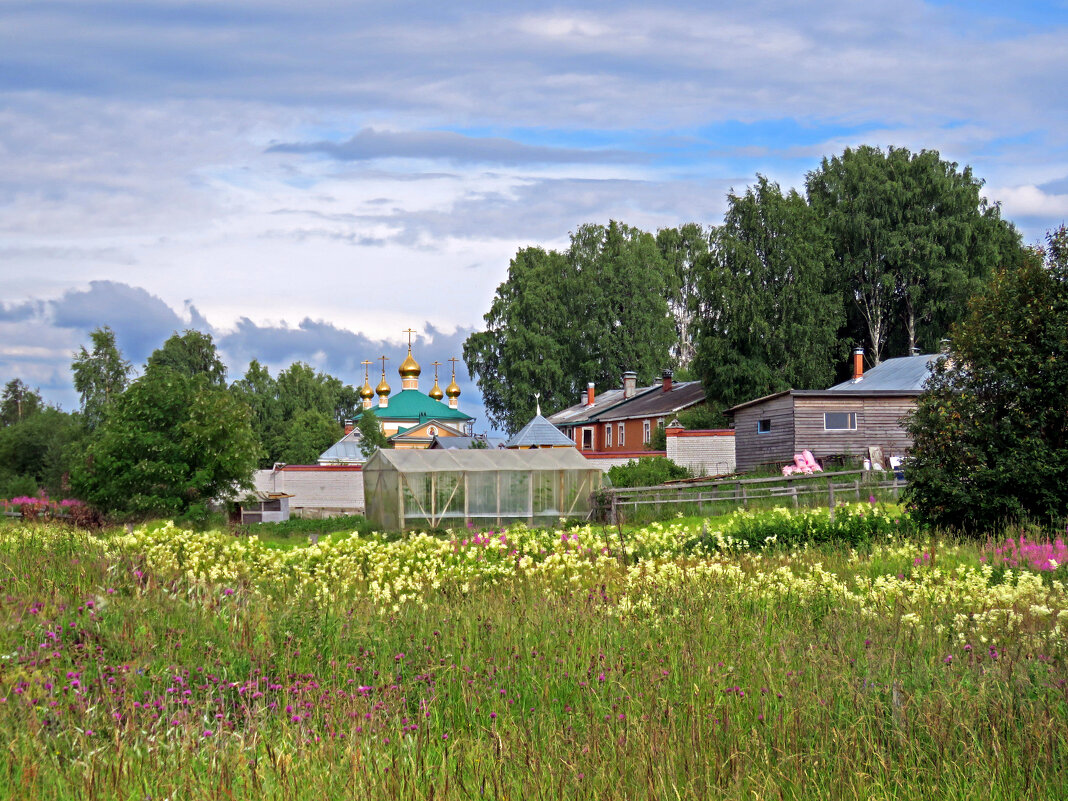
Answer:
854;479;861;501
791;485;798;509
828;482;836;522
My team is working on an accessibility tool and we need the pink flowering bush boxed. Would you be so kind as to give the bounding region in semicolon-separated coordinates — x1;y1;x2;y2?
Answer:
1;493;84;521
981;534;1068;572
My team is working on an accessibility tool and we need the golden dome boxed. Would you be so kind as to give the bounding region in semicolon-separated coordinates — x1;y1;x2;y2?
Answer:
359;379;374;400
376;375;391;397
429;379;444;401
398;348;421;378
445;377;461;399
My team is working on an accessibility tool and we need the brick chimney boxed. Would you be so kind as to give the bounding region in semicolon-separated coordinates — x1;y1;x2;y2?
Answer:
586;382;595;407
852;347;864;382
622;371;637;399
661;369;673;393
343;419;354;435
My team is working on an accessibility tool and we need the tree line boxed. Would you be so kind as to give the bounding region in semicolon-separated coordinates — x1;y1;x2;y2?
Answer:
0;329;364;522
464;145;1022;433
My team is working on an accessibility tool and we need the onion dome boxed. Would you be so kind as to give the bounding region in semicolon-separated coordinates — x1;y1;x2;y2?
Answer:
398;348;421;379
445;376;461;399
429;378;444;401
359;379;374;400
376;375;391;397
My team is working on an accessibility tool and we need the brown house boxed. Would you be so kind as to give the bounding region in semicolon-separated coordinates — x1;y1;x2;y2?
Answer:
725;350;938;472
548;370;705;453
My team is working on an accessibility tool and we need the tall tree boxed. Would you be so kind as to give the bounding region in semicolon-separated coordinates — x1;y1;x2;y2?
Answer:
71;326;132;429
231;360;283;469
656;223;712;369
146;330;227;386
905;227;1068;531
806;145;1020;363
693;177;843;408
0;379;42;426
74;342;259;522
464;221;676;433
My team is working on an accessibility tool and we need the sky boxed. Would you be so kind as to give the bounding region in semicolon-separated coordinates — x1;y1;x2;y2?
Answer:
1;0;1067;431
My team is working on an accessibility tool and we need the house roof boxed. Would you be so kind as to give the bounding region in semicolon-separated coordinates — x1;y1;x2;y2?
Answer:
318;430;365;464
593;380;705;422
826;354;938;392
547;388;629;427
357;390;472;422
725;354;940;415
505;414;577;448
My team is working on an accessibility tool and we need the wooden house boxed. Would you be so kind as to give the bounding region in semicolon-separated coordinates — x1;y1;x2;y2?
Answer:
725;350;938;472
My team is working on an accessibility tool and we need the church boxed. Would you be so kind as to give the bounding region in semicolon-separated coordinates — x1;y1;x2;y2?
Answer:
318;340;474;464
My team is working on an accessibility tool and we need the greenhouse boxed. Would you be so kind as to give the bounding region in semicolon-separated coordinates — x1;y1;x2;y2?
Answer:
363;448;602;530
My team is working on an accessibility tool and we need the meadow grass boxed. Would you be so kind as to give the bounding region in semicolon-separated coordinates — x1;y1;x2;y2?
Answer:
1;509;1066;800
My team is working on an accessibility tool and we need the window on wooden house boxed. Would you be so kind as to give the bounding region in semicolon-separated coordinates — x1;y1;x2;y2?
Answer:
618;422;625;447
582;428;593;449
642;420;651;443
605;423;613;447
824;412;858;431
757;419;772;434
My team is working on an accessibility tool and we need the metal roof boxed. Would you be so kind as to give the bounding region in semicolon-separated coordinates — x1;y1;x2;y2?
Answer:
593;380;706;422
504;414;577;448
363;447;596;473
429;436;506;449
826;354;938;392
357;390;472;422
318;430;366;464
547;388;629;426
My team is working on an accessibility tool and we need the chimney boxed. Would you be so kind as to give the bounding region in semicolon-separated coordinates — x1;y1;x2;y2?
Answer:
586;382;595;407
661;369;673;393
622;371;637;399
852;347;864;382
344;419;354;436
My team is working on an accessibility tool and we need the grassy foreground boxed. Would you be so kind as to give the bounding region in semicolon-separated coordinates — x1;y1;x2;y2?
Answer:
1;508;1066;800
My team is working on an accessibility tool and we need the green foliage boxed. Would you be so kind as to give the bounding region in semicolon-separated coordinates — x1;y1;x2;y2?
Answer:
656;223;712;367
0;378;42;426
694;177;843;408
464;221;677;433
607;456;690;488
73;349;261;522
675;403;728;430
357;408;390;457
71;325;131;429
146;330;228;386
467;436;489;449
276;409;342;465
231;360;359;468
0;406;85;496
806;145;1020;363
233;513;373;540
905;226;1068;532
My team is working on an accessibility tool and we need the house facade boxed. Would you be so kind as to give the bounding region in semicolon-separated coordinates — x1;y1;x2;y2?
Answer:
726;351;937;472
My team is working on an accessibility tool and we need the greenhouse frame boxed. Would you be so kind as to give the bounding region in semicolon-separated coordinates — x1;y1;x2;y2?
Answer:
363;448;603;530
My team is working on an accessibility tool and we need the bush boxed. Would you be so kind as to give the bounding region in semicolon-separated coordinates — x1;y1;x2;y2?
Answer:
607;457;689;488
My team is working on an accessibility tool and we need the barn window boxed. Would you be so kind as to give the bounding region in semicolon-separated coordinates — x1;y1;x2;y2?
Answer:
824;412;858;431
757;419;772;434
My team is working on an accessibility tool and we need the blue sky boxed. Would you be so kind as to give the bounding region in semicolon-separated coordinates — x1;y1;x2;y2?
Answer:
1;0;1066;429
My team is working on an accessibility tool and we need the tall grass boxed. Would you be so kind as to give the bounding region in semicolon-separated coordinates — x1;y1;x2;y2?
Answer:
0;518;1065;799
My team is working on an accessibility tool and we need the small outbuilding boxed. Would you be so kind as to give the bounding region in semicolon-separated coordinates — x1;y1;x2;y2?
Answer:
240;491;294;524
363;448;602;530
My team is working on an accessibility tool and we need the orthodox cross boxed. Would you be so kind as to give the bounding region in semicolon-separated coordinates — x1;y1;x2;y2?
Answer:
403;328;417;349
431;360;442;381
448;356;459;379
361;359;372;383
379;355;389;377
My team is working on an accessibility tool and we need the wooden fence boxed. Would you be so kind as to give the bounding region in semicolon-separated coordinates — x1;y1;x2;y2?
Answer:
597;469;906;523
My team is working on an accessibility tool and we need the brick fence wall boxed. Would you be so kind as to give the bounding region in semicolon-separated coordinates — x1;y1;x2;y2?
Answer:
665;428;736;477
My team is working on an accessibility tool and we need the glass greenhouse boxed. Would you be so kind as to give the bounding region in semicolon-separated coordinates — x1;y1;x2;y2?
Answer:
363;448;602;530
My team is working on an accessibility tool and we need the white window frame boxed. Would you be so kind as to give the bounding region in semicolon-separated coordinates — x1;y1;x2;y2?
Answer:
757;419;772;434
604;423;612;448
581;427;593;449
824;411;858;431
618;422;625;447
642;419;651;444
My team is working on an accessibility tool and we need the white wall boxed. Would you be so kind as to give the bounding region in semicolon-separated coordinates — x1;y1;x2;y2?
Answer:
666;431;736;477
253;467;365;516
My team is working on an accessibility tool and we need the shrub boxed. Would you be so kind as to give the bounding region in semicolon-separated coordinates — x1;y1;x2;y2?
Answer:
607;457;689;488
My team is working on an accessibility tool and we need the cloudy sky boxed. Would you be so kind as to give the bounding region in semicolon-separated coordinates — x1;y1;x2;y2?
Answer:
2;0;1067;428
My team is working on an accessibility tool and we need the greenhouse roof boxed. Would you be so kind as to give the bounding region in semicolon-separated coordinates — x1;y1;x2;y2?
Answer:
363;447;594;473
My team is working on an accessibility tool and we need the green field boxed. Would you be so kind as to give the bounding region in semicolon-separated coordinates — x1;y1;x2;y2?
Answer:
1;507;1066;799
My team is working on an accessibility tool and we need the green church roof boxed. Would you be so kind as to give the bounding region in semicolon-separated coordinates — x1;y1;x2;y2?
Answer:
357;390;473;422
